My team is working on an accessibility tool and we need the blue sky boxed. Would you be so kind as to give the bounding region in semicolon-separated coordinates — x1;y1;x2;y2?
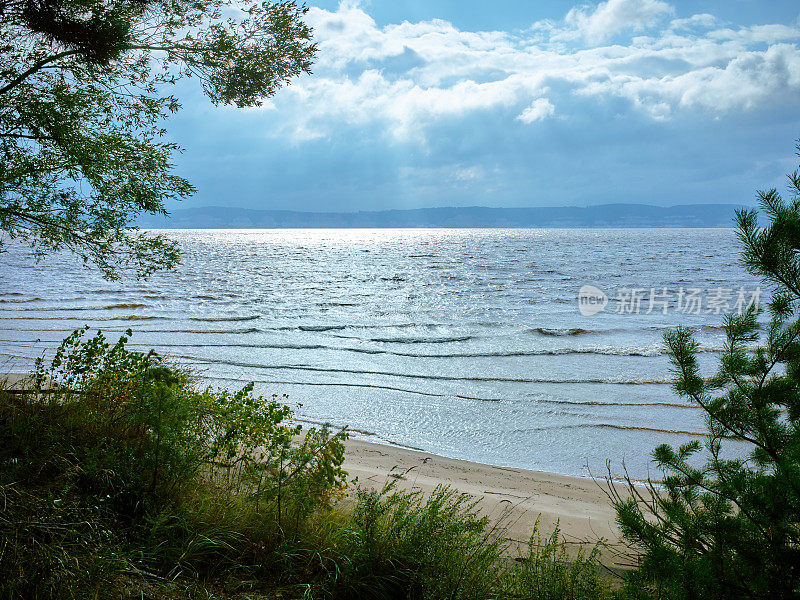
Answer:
168;0;800;212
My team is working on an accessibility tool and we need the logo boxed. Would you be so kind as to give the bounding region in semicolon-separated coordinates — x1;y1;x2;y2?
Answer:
578;285;608;316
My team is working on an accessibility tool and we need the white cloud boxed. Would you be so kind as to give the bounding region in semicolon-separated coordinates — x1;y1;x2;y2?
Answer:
669;14;716;31
267;0;800;142
576;43;800;113
707;24;800;44
517;98;556;123
564;0;674;44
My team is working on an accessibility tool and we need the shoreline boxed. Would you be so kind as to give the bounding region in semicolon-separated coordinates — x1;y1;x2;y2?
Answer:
342;437;631;568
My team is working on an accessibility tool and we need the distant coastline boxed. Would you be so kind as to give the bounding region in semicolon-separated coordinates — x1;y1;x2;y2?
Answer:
138;203;752;229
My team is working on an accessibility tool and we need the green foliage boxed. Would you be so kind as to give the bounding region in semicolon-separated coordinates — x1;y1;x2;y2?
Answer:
295;484;611;600
318;483;508;599
1;328;347;598
506;520;611;600
201;383;349;534
610;146;800;599
0;0;316;278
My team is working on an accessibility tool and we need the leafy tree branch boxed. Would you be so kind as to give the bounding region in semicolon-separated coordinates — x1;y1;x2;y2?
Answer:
0;0;316;278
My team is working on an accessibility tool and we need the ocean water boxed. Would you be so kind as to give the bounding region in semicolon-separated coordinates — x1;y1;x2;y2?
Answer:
0;228;763;479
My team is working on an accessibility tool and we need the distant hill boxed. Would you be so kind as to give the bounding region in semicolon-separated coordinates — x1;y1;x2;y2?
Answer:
138;204;750;229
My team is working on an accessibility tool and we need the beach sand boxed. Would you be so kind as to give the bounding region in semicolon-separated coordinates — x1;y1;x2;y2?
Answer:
342;438;632;568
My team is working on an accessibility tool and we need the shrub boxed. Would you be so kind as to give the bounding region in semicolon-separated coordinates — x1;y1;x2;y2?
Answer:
302;483;612;600
0;327;348;597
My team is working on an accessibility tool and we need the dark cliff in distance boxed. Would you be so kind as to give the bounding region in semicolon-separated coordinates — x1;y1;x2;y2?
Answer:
138;204;750;228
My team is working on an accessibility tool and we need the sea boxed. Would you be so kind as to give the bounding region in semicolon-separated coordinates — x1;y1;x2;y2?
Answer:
0;228;764;479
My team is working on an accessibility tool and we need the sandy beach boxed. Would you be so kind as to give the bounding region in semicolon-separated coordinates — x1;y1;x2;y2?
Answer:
342;438;630;568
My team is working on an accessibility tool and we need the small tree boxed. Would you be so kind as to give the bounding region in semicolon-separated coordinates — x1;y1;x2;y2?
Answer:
0;0;316;278
609;147;800;599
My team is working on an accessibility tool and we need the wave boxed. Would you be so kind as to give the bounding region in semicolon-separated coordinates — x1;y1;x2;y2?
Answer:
0;315;166;322
595;423;714;437
365;335;474;344
529;397;695;409
203;343;667;357
529;327;596;336
299;324;350;332
516;423;713;438
118;315;162;321
513;345;719;357
145;342;331;351
318;302;358;307
528;325;673;336
0;297;44;303
192;342;691;358
177;355;671;385
200;379;688;411
469;346;665;357
0;327;262;335
190;315;260;323
204;375;502;401
106;303;148;309
142;327;262;334
295;322;462;333
0;302;149;312
0;332;728;359
528;324;748;338
0;336;712;358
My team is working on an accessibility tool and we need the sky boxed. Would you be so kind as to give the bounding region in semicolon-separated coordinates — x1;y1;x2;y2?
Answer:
167;0;800;212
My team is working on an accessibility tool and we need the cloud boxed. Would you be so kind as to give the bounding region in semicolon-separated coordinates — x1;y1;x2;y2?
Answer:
517;98;555;123
263;0;800;143
669;14;716;31
576;43;800;113
564;0;674;44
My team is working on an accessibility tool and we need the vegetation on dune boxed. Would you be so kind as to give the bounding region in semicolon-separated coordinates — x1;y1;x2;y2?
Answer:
0;327;613;599
1;327;349;597
609;150;800;599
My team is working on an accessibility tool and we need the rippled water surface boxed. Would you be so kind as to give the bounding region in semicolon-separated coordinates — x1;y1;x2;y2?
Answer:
0;229;762;478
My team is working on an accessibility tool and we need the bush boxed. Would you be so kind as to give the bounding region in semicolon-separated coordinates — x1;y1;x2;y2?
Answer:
303;483;611;600
0;327;348;598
